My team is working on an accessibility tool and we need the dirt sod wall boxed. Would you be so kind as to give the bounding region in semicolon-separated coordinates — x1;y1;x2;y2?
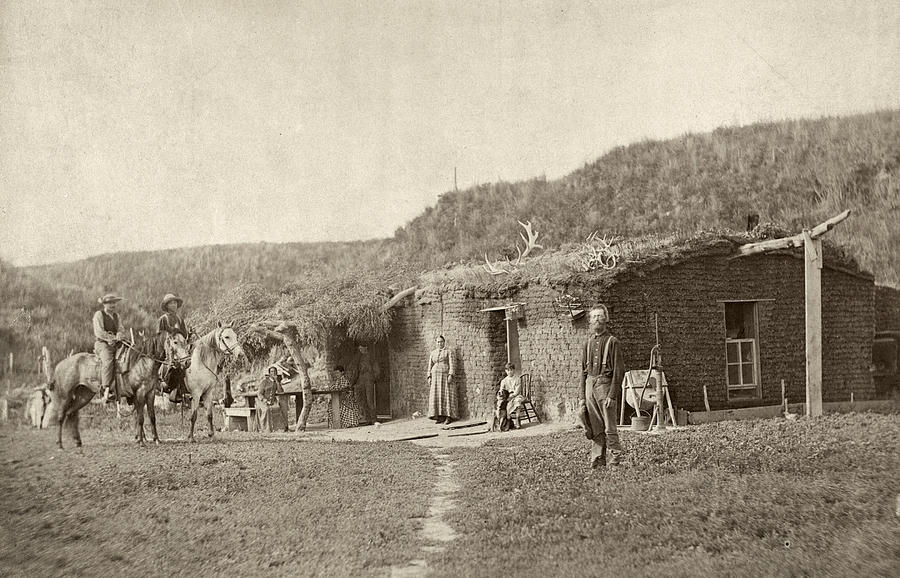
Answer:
875;285;900;331
389;253;875;421
388;293;505;419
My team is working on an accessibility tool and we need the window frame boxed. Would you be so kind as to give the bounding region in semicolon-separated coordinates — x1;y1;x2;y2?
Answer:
723;301;762;401
873;335;899;377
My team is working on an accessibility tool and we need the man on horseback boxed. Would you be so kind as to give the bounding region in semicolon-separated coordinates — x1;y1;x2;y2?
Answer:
157;293;190;403
92;293;127;403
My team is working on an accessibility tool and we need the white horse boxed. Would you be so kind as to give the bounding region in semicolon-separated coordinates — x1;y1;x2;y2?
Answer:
185;323;244;442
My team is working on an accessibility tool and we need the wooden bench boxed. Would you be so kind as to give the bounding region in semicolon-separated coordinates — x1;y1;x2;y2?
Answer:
223;406;257;432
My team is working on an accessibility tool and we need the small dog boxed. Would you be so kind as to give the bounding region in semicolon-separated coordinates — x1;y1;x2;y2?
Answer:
490;388;510;432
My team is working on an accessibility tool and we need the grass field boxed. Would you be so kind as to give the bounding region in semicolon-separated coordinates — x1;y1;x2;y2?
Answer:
0;414;435;577
1;412;897;577
432;413;900;577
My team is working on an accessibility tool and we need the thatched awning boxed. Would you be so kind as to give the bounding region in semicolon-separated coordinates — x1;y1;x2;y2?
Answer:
190;265;417;357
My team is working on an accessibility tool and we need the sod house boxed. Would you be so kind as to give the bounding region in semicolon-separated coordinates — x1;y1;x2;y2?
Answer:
874;285;900;398
385;230;876;422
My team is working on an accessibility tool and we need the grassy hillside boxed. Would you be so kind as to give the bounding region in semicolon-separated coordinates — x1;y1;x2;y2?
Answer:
28;239;407;318
10;109;898;371
397;110;900;285
0;259;153;378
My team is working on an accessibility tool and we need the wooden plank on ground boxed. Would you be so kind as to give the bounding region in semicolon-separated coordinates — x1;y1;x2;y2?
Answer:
441;421;487;430
448;430;490;437
686;400;897;424
390;433;439;442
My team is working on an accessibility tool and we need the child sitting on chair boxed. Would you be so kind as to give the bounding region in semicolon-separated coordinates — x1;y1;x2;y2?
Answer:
498;362;524;430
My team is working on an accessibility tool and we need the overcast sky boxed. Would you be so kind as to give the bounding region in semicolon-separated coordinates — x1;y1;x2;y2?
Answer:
1;0;898;266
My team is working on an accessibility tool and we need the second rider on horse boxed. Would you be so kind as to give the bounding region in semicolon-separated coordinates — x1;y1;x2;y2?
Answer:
158;293;190;403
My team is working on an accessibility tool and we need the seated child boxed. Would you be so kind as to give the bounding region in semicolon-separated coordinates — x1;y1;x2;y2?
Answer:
498;362;524;429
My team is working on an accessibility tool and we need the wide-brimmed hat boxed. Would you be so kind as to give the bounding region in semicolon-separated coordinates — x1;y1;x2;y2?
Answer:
98;293;124;304
160;293;183;311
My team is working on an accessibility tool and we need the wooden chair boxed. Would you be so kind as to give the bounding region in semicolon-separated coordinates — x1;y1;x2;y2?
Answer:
510;373;540;424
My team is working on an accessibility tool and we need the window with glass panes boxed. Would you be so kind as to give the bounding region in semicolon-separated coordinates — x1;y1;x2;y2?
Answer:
724;302;761;400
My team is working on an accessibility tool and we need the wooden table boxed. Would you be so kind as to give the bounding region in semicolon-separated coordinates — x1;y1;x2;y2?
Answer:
310;389;344;430
243;389;346;430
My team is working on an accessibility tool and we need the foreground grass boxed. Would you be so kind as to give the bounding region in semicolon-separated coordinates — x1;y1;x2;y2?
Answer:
433;413;900;577
0;418;434;577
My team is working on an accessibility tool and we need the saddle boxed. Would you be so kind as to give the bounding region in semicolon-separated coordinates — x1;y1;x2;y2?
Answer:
84;348;133;395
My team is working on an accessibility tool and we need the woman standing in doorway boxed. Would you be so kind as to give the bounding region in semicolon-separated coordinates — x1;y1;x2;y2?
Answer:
427;335;457;424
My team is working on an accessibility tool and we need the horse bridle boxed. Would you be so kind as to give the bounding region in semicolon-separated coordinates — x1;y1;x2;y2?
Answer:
215;327;240;357
121;334;190;366
166;335;192;367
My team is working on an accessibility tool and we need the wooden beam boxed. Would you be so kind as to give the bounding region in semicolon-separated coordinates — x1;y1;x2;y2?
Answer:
250;323;311;390
807;209;851;238
737;235;803;257
804;234;823;417
736;210;851;257
381;286;417;311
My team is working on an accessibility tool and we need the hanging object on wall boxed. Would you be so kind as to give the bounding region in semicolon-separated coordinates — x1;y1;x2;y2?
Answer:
504;303;525;321
478;302;526;320
553;293;584;320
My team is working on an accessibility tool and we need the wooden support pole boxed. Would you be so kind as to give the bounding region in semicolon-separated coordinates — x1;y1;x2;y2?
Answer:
804;234;823;417
381;286;417;311
42;346;52;382
736;210;851;258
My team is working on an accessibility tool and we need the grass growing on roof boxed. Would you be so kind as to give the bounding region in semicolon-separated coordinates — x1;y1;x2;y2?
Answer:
418;224;866;294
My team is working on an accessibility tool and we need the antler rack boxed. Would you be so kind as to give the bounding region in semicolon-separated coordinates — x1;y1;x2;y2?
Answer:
483;220;544;275
577;232;620;271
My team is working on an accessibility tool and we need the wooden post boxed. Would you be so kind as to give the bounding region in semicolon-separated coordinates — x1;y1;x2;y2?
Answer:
804;233;823;417
737;210;850;419
703;385;711;412
329;393;342;429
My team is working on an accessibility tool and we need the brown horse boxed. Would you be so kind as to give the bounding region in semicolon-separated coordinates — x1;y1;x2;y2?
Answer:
185;324;244;442
50;331;190;448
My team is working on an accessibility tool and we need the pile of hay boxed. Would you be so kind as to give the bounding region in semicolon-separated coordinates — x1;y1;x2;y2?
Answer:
190;264;417;363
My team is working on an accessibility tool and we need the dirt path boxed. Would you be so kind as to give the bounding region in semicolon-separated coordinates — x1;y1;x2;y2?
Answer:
390;447;460;577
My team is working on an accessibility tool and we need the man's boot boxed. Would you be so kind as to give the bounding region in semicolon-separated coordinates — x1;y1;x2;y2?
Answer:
168;382;183;404
103;385;117;403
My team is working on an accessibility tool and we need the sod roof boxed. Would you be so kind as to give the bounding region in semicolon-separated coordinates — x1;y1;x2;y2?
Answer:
416;224;870;296
191;224;869;353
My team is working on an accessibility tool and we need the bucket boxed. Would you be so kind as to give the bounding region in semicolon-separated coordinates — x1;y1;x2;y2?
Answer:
631;414;650;431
